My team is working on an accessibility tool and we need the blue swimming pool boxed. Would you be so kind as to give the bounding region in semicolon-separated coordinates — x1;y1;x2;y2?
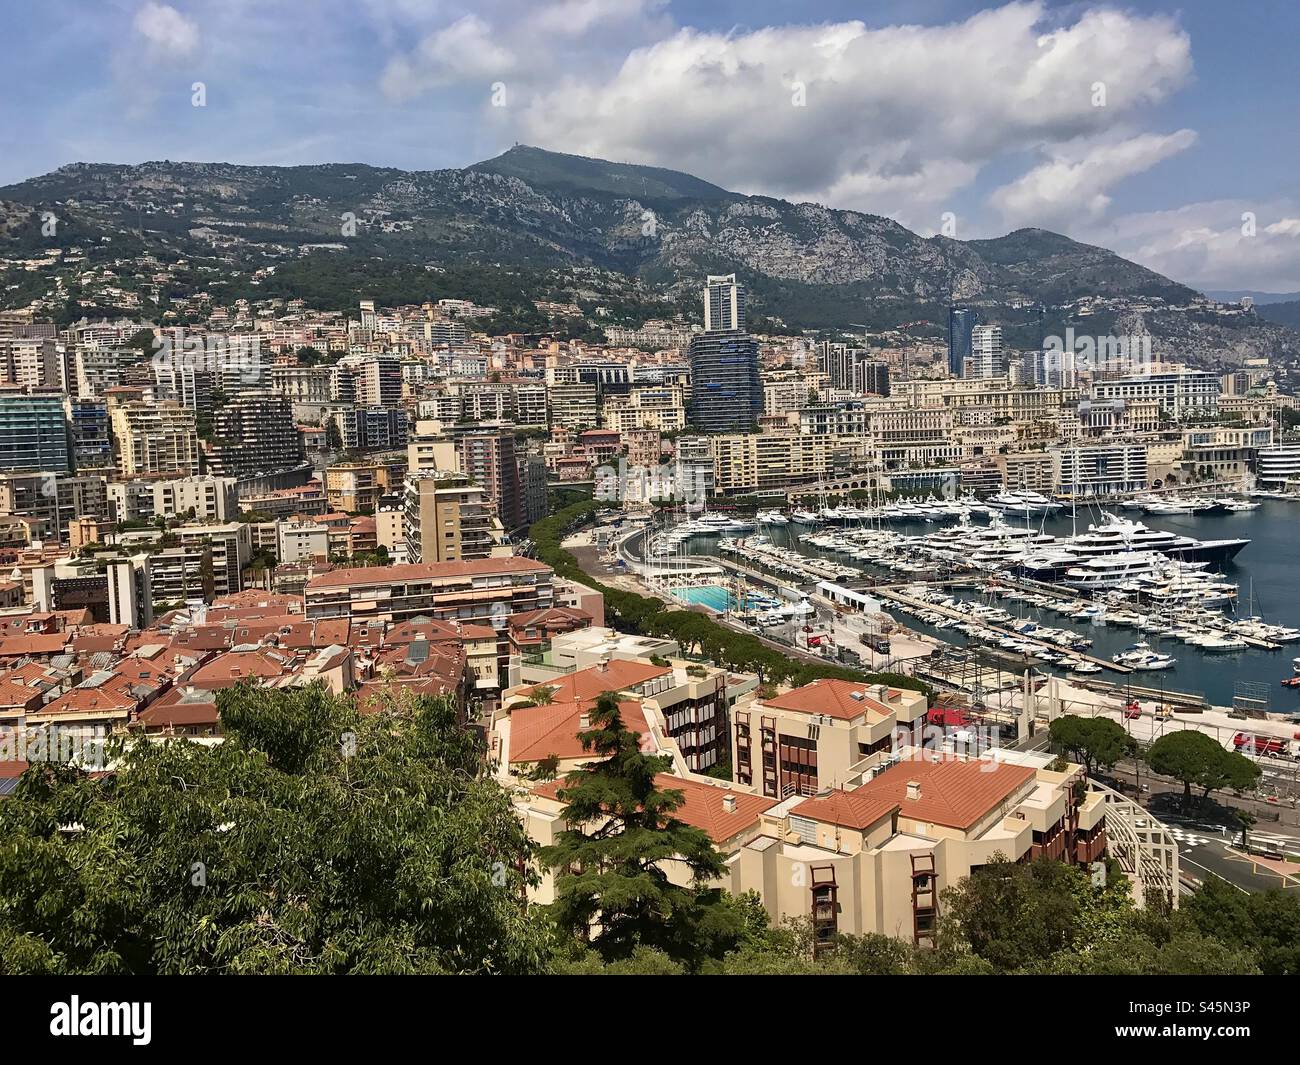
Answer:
672;585;735;610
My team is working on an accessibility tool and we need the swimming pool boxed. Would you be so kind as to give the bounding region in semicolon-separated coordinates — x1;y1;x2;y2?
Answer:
672;585;735;611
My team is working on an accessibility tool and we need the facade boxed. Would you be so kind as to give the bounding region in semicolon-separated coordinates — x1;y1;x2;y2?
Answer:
1052;443;1149;497
325;456;406;513
457;432;525;531
402;472;501;563
109;402;200;478
303;557;554;626
0;391;71;473
947;307;979;377
1091;370;1220;421
204;391;305;478
174;522;253;598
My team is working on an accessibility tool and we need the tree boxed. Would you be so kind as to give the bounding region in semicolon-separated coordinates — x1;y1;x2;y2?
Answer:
0;684;550;974
1146;731;1260;808
538;692;742;968
1048;715;1135;776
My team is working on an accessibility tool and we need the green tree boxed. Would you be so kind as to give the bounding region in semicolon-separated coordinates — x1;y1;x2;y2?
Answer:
1146;730;1260;807
538;692;742;968
1048;715;1135;776
0;684;550;974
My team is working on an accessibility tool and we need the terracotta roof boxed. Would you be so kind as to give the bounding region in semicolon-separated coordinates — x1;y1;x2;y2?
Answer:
838;758;1036;831
790;789;901;832
764;678;897;721
509;699;650;763
186;648;294;688
520;659;671;704
306;557;550;590
533;773;775;844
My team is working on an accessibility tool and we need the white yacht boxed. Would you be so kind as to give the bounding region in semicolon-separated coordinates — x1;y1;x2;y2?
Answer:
1062;551;1167;590
1112;642;1177;670
985;490;1063;515
791;509;819;523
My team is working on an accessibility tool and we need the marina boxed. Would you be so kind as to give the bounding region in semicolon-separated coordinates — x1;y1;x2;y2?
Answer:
636;495;1300;710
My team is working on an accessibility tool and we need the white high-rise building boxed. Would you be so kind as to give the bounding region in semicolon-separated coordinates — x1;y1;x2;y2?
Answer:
964;324;1004;379
703;274;746;332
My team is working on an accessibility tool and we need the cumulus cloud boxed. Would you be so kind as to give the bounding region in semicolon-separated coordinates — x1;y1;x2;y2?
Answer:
497;2;1192;220
989;129;1198;231
380;15;516;101
133;2;200;60
1086;200;1300;292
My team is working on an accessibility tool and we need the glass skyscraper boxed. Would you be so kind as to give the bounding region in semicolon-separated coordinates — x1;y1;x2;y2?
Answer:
947;306;979;377
688;275;762;433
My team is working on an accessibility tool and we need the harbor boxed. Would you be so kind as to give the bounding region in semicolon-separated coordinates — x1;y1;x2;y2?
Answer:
634;495;1300;713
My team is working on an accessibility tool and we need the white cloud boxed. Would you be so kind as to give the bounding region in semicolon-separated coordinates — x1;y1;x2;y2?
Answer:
380;15;515;101
989;129;1198;231
1088;199;1300;292
502;2;1191;216
133;2;200;60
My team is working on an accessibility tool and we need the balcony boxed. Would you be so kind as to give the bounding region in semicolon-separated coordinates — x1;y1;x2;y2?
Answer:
1075;830;1107;865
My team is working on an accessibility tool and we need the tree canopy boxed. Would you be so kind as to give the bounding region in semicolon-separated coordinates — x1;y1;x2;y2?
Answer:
0;684;549;974
1145;730;1260;806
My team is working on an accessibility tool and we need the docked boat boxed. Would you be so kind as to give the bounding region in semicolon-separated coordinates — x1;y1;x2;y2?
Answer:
1062;551;1168;590
985;490;1063;515
1113;642;1177;670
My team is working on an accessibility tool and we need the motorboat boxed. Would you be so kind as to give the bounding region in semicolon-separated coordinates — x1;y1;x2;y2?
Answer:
985;490;1063;515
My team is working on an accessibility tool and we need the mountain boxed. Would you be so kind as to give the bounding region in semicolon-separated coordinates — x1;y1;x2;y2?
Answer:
1206;289;1300;305
0;146;1292;360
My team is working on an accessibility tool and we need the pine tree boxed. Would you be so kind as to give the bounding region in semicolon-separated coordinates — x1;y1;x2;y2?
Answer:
539;692;741;967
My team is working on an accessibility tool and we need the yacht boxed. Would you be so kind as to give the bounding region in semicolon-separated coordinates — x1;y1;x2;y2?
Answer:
1062;551;1167;590
791;509;819;524
1113;642;1177;671
985;490;1063;515
1064;513;1249;565
757;510;790;525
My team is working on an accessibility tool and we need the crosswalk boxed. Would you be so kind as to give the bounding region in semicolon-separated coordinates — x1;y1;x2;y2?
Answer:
1164;823;1300;854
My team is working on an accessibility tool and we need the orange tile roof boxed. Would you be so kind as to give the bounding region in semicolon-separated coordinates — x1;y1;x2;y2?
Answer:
509;699;650;764
833;758;1036;831
790;789;901;832
521;659;671;704
764;678;896;721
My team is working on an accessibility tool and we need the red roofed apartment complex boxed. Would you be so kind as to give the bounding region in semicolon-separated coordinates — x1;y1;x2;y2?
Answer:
303;558;554;626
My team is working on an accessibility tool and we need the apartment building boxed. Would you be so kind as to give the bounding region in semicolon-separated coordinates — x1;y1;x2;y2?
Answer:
109;402;200;478
867;406;960;470
601;385;687;433
325;456;407;513
402;472;502;563
1090;369;1220;421
1051;443;1149;497
0;472;108;543
108;475;238;524
174;522;252;599
0;391;72;473
732;679;928;799
304;557;554;627
204;391;304;478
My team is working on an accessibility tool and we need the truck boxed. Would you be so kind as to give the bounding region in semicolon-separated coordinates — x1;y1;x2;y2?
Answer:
1232;732;1300;759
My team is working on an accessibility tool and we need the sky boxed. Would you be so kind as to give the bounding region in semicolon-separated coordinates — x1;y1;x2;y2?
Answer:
2;0;1298;293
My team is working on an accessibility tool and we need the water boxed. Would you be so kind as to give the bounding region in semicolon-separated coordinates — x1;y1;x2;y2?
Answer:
673;500;1300;711
672;585;736;610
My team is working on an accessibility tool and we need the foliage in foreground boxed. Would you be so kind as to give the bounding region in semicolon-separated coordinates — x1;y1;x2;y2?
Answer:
0;684;550;974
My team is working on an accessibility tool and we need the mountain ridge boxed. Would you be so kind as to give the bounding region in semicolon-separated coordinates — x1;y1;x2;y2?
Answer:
0;146;1293;362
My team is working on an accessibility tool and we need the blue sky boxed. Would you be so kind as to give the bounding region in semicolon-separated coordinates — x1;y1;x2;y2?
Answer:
2;0;1298;291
